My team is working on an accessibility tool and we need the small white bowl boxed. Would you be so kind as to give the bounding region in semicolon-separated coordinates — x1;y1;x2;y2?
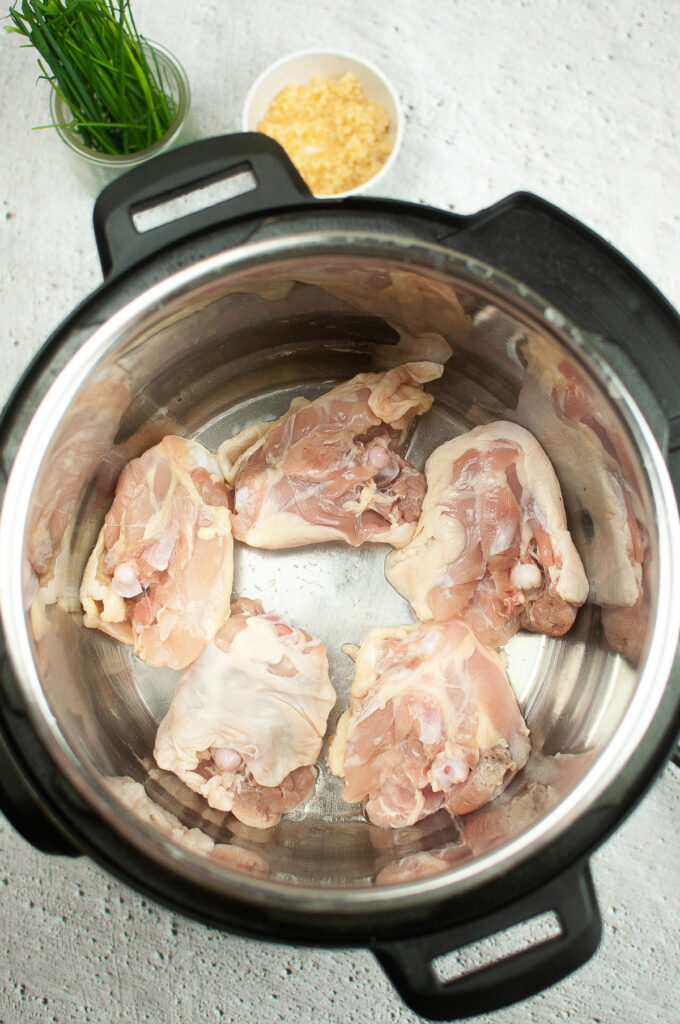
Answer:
242;49;404;198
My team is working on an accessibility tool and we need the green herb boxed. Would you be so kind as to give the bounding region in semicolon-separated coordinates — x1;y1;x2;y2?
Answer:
7;0;178;155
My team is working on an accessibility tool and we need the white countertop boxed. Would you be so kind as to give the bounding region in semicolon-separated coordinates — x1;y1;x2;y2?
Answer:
1;2;679;1021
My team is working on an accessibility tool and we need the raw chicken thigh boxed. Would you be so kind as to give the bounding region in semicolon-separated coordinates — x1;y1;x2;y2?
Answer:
218;361;443;549
293;263;470;368
297;265;470;344
105;776;269;875
81;435;233;670
515;334;645;609
154;598;336;828
376;844;471;884
106;776;220;856
328;619;531;828
27;366;131;577
600;587;650;662
515;338;650;660
385;421;588;647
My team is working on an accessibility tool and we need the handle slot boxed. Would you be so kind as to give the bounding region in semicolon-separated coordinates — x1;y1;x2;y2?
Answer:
433;909;561;984
132;167;258;233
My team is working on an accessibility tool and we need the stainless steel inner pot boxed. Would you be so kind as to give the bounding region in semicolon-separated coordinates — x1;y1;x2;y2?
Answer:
1;232;679;915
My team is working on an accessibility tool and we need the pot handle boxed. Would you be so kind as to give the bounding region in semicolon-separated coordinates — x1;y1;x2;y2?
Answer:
373;860;601;1020
444;191;680;492
93;133;313;279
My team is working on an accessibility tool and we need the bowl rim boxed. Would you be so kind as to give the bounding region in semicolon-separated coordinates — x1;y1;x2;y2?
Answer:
241;48;405;198
48;40;191;168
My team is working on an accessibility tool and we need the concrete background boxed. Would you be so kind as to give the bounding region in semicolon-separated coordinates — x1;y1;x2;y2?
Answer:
1;1;679;1021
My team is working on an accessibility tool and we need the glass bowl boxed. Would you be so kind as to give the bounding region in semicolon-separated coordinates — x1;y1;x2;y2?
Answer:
49;41;192;196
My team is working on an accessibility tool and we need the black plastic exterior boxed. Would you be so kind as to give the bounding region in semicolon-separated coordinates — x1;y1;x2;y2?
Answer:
0;702;80;856
435;193;680;476
1;134;679;1017
93;132;313;278
374;861;601;1020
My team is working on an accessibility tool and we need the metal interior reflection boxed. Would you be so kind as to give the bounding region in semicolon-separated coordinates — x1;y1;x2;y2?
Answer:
23;253;653;888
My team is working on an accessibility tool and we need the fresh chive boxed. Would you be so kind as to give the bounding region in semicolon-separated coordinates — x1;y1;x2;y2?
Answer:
6;0;179;155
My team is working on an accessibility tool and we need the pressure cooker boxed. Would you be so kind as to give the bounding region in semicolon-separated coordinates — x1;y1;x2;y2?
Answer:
1;134;679;1020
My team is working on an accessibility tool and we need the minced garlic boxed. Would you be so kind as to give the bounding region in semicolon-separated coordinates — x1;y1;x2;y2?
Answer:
257;72;393;195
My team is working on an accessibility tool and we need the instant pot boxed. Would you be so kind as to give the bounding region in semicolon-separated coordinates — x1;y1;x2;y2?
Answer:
1;134;679;1020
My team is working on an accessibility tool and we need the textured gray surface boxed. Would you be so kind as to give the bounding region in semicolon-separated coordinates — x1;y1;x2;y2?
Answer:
0;767;678;1024
1;1;679;1021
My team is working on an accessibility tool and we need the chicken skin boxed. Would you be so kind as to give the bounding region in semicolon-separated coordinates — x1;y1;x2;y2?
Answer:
218;361;443;549
81;435;233;670
328;619;531;828
515;336;645;610
154;598;336;828
385;421;588;646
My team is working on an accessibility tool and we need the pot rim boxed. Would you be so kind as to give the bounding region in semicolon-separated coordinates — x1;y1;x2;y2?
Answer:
1;228;679;913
